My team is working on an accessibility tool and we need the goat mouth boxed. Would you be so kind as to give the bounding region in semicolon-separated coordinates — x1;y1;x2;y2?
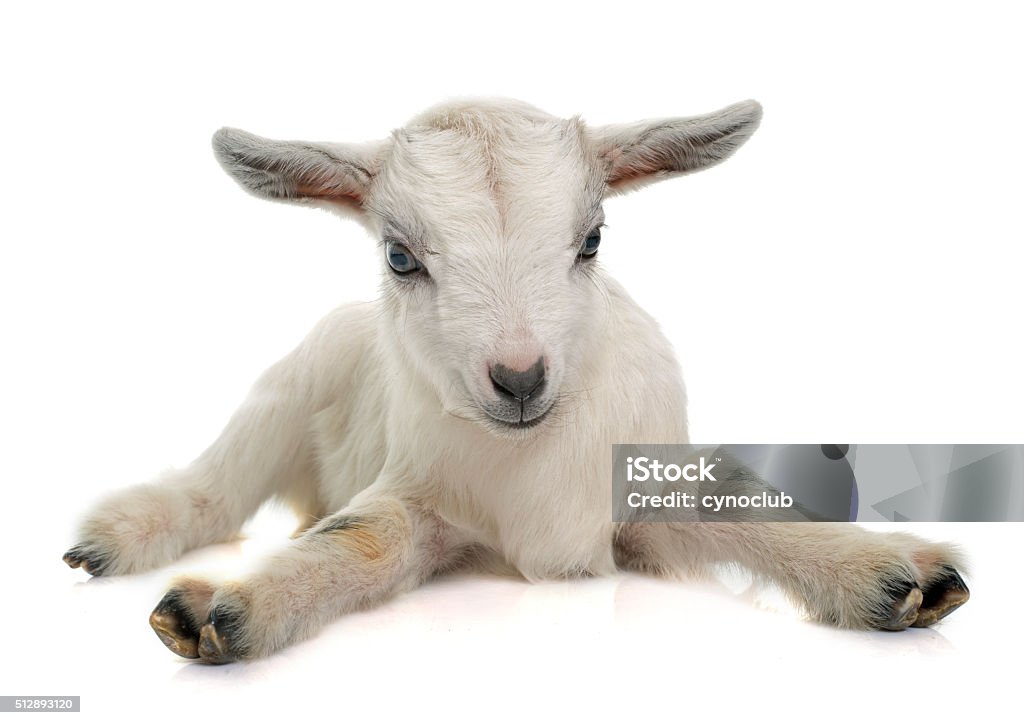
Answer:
499;408;551;429
481;402;554;431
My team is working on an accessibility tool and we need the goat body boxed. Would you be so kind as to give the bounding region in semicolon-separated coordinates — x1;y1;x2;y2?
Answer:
64;99;969;662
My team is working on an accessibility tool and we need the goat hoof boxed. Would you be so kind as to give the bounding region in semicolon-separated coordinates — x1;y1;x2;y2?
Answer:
882;586;923;631
62;545;109;577
150;591;201;659
197;607;243;664
198;624;230;663
911;567;970;628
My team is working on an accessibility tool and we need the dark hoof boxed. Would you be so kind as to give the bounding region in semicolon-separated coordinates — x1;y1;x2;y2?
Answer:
912;568;970;628
150;591;202;659
881;586;923;631
197;607;243;664
63;545;108;577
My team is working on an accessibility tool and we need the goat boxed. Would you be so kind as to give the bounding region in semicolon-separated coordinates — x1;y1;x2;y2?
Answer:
63;98;969;663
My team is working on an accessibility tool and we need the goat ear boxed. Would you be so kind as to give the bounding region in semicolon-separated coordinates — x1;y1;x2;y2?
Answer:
212;128;384;213
590;100;762;194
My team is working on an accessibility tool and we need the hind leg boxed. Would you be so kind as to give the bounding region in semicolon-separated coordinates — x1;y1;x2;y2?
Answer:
615;522;969;630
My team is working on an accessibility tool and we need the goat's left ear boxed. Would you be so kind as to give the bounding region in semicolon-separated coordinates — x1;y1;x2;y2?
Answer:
589;100;762;194
212;127;386;216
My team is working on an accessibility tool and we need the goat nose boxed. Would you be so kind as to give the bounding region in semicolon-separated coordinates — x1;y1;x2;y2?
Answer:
489;357;546;401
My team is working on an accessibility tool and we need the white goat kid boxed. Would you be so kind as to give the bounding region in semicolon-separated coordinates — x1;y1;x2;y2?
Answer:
64;99;969;663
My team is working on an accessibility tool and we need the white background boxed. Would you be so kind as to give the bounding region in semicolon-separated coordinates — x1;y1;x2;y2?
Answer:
2;1;1022;722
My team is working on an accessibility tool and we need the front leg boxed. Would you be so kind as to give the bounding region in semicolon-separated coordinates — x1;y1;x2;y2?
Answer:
150;494;458;663
62;358;316;577
63;305;372;576
615;522;969;630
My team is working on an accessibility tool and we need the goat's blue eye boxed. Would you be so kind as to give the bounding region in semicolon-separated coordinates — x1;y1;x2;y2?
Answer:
386;242;421;275
580;228;601;258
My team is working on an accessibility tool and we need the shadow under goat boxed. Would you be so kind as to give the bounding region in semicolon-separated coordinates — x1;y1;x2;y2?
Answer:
63;98;969;663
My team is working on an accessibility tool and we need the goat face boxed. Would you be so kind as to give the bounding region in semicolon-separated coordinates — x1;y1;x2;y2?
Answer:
367;103;608;433
212;98;762;437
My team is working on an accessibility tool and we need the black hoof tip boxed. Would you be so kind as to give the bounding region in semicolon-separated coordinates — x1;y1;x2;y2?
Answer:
913;567;970;628
197;606;245;664
150;590;202;659
63;546;108;577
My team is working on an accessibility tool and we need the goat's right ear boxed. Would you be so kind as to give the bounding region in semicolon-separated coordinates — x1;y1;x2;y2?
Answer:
212;128;385;215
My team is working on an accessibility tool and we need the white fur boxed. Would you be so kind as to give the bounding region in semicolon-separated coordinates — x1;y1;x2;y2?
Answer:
66;98;968;661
